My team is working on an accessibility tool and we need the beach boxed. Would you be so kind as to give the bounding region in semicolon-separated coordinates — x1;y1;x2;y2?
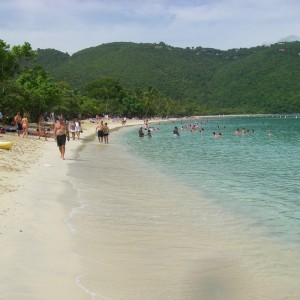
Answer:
1;117;300;300
0;119;145;299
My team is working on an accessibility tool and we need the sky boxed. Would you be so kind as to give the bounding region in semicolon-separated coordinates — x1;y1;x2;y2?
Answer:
1;0;300;54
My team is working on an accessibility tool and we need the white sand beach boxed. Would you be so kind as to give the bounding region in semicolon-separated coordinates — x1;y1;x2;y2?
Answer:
1;117;300;300
0;119;145;299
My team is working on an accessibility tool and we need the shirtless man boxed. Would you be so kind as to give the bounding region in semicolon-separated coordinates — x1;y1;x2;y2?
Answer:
54;116;70;160
95;121;104;143
14;112;22;136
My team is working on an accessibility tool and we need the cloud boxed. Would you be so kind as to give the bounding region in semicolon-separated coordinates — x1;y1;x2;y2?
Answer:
278;35;300;42
1;0;300;53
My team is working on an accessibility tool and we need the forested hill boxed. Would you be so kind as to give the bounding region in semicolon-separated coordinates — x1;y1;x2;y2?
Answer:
35;41;300;114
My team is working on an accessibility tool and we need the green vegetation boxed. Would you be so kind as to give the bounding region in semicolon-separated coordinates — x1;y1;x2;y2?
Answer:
0;39;183;122
1;39;300;123
34;41;300;114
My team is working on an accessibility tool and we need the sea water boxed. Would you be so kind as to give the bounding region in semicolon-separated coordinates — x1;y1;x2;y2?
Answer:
121;116;300;246
67;116;300;300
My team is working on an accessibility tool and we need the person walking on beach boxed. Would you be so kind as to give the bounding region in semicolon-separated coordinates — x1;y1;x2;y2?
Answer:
54;116;70;160
21;113;29;138
14;112;22;136
75;118;82;140
96;121;104;143
103;122;109;144
69;119;76;140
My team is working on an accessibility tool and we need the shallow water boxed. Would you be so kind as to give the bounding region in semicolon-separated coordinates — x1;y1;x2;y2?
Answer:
66;116;300;299
121;116;300;246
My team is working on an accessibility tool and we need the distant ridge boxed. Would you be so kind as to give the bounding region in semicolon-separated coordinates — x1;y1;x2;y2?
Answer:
34;41;300;113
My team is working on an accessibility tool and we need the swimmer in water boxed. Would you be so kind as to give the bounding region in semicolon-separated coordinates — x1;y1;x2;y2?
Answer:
173;126;180;136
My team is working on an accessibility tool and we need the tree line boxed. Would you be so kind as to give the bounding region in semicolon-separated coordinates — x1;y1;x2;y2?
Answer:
0;39;195;125
34;41;300;114
2;39;299;123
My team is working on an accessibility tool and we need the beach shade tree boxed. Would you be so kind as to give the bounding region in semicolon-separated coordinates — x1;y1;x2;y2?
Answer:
52;81;82;119
0;80;27;122
0;39;35;83
16;66;62;121
79;96;101;117
0;39;36;119
119;94;145;117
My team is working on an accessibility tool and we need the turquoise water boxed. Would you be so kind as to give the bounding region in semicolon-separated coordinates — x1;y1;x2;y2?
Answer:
67;115;300;299
119;116;300;247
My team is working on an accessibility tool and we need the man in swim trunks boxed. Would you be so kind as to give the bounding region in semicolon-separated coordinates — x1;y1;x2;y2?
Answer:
54;116;70;160
95;121;104;143
14;111;22;136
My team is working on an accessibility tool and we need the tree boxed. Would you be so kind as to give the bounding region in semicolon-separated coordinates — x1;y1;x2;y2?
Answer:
0;80;27;122
17;66;61;121
80;96;102;116
84;77;127;115
0;39;35;83
0;40;38;122
143;86;159;117
52;82;82;118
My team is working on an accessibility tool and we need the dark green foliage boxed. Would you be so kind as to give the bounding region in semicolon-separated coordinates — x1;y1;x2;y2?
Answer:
0;39;35;82
16;66;63;121
34;41;300;114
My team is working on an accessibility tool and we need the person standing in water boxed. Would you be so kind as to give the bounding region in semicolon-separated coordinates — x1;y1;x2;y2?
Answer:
54;116;70;160
173;126;180;136
138;127;145;137
103;122;109;144
96;121;104;143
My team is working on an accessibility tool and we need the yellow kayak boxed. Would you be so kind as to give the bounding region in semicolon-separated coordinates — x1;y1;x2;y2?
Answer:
0;141;13;150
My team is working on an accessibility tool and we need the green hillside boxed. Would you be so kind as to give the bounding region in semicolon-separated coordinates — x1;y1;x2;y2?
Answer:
34;41;300;114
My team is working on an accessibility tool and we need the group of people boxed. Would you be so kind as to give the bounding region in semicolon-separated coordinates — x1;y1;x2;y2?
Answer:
13;112;49;140
14;112;29;138
212;132;222;138
234;128;255;135
96;121;110;143
53;117;87;159
11;112;84;160
68;119;82;140
138;127;152;137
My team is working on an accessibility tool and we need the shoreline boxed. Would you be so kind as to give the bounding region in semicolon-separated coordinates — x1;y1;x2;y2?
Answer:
0;118;147;299
59;123;300;299
1;116;299;299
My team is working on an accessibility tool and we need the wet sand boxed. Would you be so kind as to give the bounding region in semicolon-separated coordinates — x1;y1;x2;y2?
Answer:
0;119;145;299
65;127;300;299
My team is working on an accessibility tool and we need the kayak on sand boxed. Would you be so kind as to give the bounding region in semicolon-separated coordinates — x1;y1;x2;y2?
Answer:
0;141;13;150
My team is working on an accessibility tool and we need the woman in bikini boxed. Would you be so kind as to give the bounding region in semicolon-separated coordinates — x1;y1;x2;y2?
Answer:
21;113;29;138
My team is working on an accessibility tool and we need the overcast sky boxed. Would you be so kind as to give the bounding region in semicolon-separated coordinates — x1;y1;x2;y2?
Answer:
1;0;299;54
